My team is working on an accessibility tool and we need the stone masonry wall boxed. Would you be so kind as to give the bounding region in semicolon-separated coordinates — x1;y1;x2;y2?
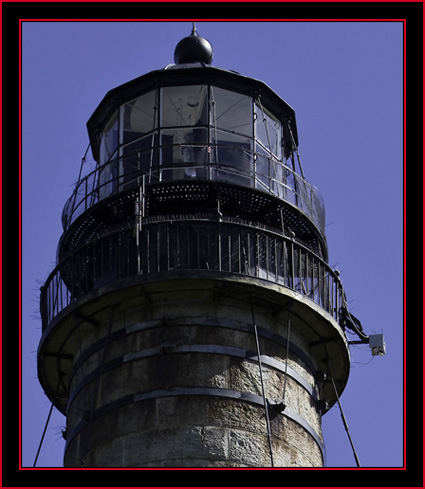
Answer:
63;280;324;467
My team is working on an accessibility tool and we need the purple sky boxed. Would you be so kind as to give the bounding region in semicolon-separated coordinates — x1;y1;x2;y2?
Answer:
22;20;404;468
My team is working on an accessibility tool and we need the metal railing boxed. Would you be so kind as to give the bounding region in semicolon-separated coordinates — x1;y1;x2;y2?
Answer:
41;217;344;332
61;145;325;237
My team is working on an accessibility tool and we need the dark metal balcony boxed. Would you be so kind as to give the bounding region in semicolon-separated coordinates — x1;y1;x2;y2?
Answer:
41;214;344;332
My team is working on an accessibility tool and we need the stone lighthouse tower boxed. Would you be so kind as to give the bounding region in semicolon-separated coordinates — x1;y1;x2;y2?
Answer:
37;25;372;467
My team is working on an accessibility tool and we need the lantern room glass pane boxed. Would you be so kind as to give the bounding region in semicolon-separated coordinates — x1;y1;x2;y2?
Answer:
211;130;253;186
255;151;270;191
119;134;160;189
161;85;208;127
211;130;252;166
255;102;282;160
99;111;119;164
99;157;118;199
211;87;253;137
161;128;208;165
122;90;159;145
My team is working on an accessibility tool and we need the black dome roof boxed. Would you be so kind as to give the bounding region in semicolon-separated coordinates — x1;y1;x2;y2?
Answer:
174;25;213;65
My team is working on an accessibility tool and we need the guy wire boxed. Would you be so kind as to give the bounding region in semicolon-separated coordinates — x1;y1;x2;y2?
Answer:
250;301;274;467
282;307;291;404
33;375;62;467
331;377;361;467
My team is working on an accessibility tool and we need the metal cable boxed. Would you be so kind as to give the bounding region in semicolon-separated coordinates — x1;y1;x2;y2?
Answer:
33;374;63;467
287;123;305;179
33;402;54;467
282;311;291;404
250;301;274;467
90;306;117;423
331;378;361;467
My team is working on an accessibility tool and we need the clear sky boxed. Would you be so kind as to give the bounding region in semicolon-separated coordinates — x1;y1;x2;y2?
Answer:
21;20;404;468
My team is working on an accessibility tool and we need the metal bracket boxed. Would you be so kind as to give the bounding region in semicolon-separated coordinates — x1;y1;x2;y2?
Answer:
268;399;286;413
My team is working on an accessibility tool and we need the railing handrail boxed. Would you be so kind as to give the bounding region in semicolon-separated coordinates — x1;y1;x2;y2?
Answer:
61;145;325;235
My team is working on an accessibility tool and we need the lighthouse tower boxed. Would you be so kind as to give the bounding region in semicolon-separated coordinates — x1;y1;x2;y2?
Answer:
38;26;371;467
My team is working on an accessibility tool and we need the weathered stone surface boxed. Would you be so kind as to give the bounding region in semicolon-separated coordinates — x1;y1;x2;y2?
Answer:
63;279;332;467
